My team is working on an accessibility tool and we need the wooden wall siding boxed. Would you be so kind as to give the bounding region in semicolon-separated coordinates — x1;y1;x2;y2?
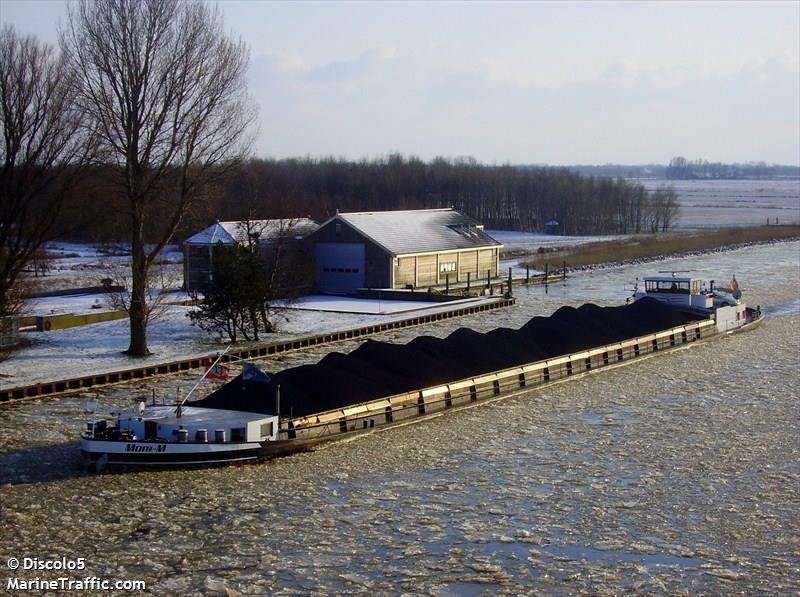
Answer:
395;256;415;288
436;254;457;284
458;250;478;280
478;248;498;278
416;255;438;287
391;248;499;288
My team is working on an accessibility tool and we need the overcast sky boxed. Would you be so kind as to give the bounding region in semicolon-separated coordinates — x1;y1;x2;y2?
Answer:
2;0;798;165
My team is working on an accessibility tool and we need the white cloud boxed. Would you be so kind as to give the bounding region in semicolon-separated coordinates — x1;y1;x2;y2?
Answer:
248;44;799;166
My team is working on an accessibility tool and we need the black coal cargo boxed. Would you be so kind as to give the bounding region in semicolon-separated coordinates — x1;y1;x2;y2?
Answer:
194;298;703;418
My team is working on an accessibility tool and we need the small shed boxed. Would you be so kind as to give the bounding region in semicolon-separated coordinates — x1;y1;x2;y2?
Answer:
183;218;318;291
311;208;502;294
544;219;561;235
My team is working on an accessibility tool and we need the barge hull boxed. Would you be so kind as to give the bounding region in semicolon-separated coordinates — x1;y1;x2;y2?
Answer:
81;313;763;469
276;314;762;451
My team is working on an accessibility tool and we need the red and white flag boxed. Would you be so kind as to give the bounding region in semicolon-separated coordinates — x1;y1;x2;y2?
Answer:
203;358;231;381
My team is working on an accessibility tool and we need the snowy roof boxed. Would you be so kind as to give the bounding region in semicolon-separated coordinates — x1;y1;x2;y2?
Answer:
185;219;318;246
327;209;501;256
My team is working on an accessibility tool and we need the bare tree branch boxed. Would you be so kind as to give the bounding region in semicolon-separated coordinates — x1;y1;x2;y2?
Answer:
61;0;257;356
0;25;91;319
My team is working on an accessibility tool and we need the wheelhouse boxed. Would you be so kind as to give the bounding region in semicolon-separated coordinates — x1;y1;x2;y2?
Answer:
634;276;713;310
644;277;702;295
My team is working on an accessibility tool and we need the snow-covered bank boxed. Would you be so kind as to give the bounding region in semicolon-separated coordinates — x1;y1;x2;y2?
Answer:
489;230;627;255
0;296;501;389
23;242;183;294
560;236;800;273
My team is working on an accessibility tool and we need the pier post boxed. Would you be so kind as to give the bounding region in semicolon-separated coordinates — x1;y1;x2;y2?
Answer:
526;265;530;284
467;271;471;292
562;261;566;281
544;263;549;294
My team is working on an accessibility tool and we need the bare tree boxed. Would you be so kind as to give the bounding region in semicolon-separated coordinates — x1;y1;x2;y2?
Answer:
61;0;256;356
100;258;182;328
0;26;88;320
648;186;681;233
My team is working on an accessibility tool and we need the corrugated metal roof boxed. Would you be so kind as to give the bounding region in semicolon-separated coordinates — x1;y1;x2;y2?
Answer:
185;218;318;246
334;209;502;256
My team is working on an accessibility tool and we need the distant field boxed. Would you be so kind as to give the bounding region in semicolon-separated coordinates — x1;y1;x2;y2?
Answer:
635;178;800;229
521;226;800;269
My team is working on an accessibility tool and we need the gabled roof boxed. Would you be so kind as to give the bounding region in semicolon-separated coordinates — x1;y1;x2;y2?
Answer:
185;218;318;246
319;208;501;256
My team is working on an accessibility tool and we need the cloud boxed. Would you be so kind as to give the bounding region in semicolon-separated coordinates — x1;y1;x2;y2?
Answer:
246;48;799;165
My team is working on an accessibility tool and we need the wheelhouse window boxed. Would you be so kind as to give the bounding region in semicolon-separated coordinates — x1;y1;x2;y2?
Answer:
231;427;246;442
645;280;690;294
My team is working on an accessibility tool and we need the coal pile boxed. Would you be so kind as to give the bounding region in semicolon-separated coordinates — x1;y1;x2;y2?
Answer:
195;298;703;418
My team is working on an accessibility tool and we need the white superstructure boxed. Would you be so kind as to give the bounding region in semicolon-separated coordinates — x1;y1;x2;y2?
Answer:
105;404;279;444
633;274;755;333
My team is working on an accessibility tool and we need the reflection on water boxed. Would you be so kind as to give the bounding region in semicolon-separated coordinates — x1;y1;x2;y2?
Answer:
0;242;798;594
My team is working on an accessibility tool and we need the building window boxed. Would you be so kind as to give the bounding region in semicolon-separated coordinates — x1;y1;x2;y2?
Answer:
335;222;342;236
439;261;456;274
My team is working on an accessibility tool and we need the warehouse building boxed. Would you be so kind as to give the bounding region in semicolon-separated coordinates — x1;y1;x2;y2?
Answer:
183;218;318;291
312;208;502;294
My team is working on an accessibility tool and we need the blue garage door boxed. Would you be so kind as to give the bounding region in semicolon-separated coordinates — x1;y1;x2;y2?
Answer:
316;243;366;294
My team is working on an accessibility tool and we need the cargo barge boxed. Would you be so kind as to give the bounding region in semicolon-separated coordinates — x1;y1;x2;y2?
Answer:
81;275;762;471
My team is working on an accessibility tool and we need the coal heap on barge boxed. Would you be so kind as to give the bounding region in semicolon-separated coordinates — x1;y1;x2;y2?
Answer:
194;298;702;418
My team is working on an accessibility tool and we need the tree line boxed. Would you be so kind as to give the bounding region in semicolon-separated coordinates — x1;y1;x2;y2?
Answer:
49;155;681;244
204;155;679;236
563;160;799;179
664;157;799;180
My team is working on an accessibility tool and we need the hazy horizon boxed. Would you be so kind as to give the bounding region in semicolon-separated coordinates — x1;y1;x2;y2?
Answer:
2;0;798;166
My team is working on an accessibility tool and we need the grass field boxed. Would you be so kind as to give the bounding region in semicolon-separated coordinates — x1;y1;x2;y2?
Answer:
521;226;800;269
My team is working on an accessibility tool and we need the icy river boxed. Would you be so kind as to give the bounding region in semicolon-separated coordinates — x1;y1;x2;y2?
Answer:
1;241;798;595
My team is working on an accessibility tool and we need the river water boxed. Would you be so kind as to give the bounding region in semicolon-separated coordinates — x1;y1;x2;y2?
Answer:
1;241;798;595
